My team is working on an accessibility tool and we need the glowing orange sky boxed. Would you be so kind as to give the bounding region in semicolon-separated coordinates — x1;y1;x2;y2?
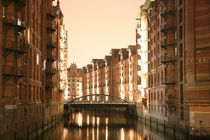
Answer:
60;0;145;68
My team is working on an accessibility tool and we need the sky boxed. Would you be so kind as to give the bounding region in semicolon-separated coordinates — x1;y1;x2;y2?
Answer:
60;0;145;68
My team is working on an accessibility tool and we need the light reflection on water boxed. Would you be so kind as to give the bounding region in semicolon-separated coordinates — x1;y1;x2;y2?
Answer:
120;128;125;140
39;110;172;140
76;112;83;127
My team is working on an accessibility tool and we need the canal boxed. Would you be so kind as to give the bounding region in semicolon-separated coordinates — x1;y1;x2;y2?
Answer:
35;109;176;140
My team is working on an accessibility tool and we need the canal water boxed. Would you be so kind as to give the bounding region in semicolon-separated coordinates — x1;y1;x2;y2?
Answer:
37;109;173;140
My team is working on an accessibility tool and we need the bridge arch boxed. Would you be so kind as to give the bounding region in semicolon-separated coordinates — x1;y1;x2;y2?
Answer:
67;94;131;104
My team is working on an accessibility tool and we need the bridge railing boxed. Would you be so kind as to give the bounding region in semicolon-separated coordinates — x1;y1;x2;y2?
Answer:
67;94;134;105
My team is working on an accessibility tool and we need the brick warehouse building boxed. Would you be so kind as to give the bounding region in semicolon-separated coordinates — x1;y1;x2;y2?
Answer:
137;0;210;137
67;63;83;100
81;0;210;136
81;45;139;102
0;0;65;139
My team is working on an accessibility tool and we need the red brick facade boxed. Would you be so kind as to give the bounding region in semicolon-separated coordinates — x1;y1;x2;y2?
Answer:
81;46;139;102
138;0;210;136
0;0;64;139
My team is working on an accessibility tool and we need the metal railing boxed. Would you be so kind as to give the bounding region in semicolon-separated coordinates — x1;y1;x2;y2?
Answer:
47;42;56;48
3;65;25;77
47;24;56;33
161;9;176;16
161;41;176;48
45;81;56;88
3;17;26;32
161;24;176;32
14;0;26;7
68;94;134;105
47;12;56;19
161;78;176;85
161;55;176;63
45;66;57;75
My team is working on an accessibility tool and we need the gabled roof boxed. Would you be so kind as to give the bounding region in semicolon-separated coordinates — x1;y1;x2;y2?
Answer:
53;0;64;19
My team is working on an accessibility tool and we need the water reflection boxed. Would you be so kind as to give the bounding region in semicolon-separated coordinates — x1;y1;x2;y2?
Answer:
129;129;134;140
120;128;125;140
76;112;83;127
39;110;172;140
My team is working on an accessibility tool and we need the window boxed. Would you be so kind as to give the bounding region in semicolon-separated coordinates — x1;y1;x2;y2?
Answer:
180;61;183;81
149;91;151;102
154;92;156;101
2;6;5;18
179;26;183;40
179;43;183;58
36;54;39;65
27;29;30;44
179;8;183;23
181;107;184;120
161;91;163;100
179;0;182;5
180;84;184;104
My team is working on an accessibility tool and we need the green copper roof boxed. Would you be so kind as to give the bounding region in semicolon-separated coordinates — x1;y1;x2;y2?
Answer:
141;0;152;9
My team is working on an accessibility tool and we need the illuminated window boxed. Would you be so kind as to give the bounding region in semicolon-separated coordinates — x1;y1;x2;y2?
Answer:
27;29;30;44
2;6;5;18
36;54;39;65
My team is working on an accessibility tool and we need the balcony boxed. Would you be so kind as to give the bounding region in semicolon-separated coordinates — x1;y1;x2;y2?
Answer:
47;53;56;62
3;19;26;32
47;25;56;33
3;43;27;54
14;0;26;7
161;55;176;63
45;67;57;75
161;24;176;33
161;9;176;17
161;78;176;85
45;82;56;89
162;0;167;4
165;94;176;106
161;42;176;48
47;42;56;49
47;56;56;62
162;0;176;7
3;65;25;78
47;12;56;20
